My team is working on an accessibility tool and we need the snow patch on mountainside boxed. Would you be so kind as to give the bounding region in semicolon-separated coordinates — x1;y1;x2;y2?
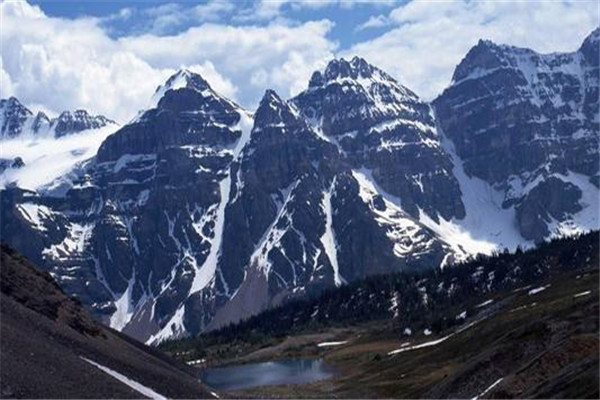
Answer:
110;274;137;330
16;203;52;232
320;180;345;287
546;171;600;237
0;125;118;190
352;168;436;259
425;119;528;255
190;174;230;295
147;304;187;345
80;357;167;400
43;222;95;261
189;111;253;295
250;182;298;275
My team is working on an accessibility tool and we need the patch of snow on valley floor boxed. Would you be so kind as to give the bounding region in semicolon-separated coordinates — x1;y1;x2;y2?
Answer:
317;341;348;347
528;285;550;296
573;290;592;298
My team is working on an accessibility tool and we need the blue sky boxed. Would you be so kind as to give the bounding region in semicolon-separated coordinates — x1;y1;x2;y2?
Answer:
29;0;398;47
2;0;598;122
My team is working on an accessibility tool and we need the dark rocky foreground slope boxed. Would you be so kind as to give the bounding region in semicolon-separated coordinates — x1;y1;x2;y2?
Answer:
0;245;215;399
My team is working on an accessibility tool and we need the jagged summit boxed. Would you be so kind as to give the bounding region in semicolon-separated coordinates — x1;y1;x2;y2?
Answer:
253;89;303;130
0;97;34;138
259;89;284;106
582;27;600;45
154;69;211;97
293;56;427;140
0;96;114;138
306;56;418;100
451;28;599;85
148;68;243;114
309;56;376;87
1;96;27;110
98;68;246;162
53;109;116;138
450;39;524;84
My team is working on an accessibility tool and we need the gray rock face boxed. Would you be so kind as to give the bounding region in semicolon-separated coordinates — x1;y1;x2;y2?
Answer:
0;97;49;137
0;96;114;138
434;29;600;241
0;157;24;173
292;56;465;222
0;68;455;342
53;110;115;138
515;177;583;240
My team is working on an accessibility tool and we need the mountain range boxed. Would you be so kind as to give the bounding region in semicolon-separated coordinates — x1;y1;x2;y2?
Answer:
0;28;598;344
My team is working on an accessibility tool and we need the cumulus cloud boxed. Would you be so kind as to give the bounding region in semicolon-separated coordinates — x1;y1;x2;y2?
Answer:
118;20;337;106
1;1;172;122
0;59;15;98
2;0;597;124
346;0;599;99
1;1;336;121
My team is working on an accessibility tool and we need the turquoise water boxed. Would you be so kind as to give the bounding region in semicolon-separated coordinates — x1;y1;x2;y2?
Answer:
200;358;335;391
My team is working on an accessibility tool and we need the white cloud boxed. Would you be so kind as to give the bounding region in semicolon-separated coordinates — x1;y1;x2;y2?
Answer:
126;1;236;35
346;0;599;99
0;58;15;98
1;1;336;121
237;0;397;22
187;61;238;101
119;20;337;107
355;14;389;31
2;0;597;125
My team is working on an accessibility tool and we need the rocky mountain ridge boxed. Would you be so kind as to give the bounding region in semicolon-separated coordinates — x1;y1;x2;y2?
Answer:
435;28;599;240
0;30;597;344
0;96;115;138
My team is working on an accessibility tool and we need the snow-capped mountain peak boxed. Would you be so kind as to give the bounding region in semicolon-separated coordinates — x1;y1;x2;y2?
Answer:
435;29;599;241
157;69;210;95
317;56;375;84
148;69;237;113
1;96;115;139
308;56;418;102
253;89;303;131
0;97;36;138
53;109;116;138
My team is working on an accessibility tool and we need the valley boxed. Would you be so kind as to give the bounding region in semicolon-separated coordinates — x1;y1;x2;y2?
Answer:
162;233;599;398
1;3;598;399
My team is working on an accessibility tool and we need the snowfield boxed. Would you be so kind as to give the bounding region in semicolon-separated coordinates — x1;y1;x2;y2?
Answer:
0;125;118;191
